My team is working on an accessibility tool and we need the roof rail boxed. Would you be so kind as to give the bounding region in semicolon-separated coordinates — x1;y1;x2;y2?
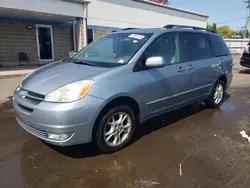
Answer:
123;28;139;31
163;24;217;33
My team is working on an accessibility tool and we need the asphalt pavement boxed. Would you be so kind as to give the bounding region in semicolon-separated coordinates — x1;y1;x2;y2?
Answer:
1;63;250;188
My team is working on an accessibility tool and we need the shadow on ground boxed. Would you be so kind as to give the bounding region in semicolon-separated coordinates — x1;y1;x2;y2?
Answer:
1;92;230;159
239;69;250;74
0;96;13;110
48;102;207;158
51;93;230;158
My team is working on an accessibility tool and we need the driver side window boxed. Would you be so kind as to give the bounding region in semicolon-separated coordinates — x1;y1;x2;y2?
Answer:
143;32;180;65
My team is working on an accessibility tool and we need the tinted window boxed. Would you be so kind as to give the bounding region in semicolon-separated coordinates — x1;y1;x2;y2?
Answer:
87;29;93;44
208;34;229;57
179;32;211;62
144;32;180;64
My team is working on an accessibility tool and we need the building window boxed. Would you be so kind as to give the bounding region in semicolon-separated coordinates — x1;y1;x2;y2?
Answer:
88;29;93;44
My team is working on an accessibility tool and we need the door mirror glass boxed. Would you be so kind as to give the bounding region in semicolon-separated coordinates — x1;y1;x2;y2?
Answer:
145;56;167;68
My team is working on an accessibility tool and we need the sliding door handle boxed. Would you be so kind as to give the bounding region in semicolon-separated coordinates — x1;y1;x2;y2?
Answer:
187;64;195;70
187;67;195;70
177;67;185;73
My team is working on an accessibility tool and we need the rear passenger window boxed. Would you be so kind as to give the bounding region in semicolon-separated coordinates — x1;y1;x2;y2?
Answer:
179;32;211;62
208;35;229;57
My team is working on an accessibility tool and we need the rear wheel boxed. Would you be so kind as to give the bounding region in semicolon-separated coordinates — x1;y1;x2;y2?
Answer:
95;105;136;153
206;80;225;108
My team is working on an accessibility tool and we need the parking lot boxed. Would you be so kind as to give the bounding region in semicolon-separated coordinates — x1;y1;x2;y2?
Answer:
1;62;250;188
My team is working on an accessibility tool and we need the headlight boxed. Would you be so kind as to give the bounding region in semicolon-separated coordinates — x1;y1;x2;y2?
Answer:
44;80;94;102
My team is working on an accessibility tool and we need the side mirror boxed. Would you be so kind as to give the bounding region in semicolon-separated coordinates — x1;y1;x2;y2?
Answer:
145;56;167;69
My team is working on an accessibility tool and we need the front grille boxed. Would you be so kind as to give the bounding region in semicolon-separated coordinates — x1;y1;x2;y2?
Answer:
17;88;45;108
21;88;45;102
18;118;47;138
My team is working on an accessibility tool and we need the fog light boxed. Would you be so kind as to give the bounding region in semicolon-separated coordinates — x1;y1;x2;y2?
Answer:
47;133;73;141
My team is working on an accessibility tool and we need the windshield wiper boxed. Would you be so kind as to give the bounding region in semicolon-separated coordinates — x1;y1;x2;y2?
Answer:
73;60;94;66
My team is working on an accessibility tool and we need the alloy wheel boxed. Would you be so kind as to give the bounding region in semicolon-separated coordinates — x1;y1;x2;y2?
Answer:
103;112;132;147
214;84;224;104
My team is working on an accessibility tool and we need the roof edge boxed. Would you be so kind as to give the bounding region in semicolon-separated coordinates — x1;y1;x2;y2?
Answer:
63;0;90;4
133;0;209;18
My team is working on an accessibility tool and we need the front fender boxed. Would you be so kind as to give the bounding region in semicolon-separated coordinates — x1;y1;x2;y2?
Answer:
88;93;144;141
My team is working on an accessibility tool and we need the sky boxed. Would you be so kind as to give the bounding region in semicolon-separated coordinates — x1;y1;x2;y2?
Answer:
169;0;248;30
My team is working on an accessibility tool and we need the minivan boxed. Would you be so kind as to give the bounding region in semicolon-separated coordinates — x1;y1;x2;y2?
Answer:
13;25;233;153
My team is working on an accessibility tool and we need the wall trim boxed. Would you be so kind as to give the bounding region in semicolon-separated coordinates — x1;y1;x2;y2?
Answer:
0;16;124;30
133;0;209;18
88;24;122;31
0;16;73;27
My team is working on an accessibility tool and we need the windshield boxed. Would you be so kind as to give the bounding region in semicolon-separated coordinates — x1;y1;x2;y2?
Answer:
69;33;153;66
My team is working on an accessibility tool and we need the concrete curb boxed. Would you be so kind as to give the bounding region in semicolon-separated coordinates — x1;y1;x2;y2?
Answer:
0;73;29;79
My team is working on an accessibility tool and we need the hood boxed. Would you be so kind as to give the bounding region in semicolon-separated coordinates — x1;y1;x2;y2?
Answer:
22;61;111;95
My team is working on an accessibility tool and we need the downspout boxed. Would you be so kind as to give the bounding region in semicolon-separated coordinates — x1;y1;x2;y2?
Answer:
83;3;88;47
72;21;77;51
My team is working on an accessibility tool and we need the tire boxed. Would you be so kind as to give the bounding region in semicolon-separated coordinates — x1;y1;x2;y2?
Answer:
95;105;136;153
206;80;225;108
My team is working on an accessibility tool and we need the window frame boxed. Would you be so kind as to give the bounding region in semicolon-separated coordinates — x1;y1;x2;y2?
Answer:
137;31;182;70
87;29;94;44
70;32;153;66
207;34;229;57
178;31;213;63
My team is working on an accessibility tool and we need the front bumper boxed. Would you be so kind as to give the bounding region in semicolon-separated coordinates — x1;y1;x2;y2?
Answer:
13;89;105;146
240;57;250;68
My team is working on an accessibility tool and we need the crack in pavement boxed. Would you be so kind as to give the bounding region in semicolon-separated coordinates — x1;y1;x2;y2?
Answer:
179;135;210;176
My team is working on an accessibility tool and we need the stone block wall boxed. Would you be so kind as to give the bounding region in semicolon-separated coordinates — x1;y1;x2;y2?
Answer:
0;21;37;64
53;26;73;60
0;20;73;66
93;29;112;41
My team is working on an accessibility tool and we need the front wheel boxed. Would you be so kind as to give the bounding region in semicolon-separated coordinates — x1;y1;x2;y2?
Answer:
95;105;136;153
206;80;225;108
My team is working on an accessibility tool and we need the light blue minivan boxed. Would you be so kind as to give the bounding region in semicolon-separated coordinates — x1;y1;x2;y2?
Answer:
13;25;233;153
